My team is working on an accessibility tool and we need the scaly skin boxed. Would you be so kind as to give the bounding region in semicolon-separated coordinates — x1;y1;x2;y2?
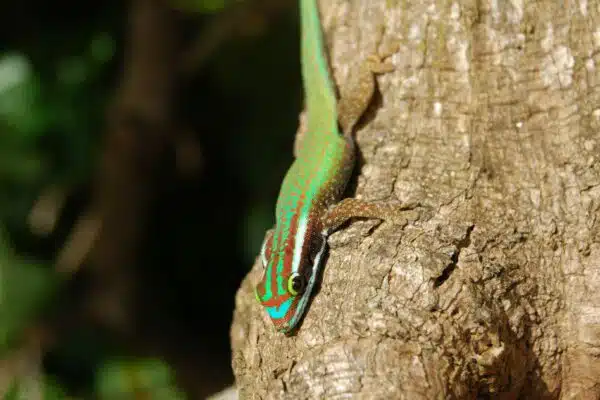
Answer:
254;0;396;334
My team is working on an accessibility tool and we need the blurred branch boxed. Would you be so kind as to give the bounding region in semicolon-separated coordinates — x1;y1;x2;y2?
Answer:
180;0;293;76
85;0;182;333
28;185;67;237
55;210;102;275
51;0;293;279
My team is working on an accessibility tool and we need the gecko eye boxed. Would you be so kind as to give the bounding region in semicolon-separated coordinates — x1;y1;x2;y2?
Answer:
287;273;306;296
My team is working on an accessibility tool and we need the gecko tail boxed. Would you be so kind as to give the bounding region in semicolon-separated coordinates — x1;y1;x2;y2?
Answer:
299;0;340;137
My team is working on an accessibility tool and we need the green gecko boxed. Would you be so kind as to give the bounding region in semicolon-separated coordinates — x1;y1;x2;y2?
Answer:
254;0;399;334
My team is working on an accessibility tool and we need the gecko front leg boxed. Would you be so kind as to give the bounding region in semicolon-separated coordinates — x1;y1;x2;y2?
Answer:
322;42;424;234
337;51;397;136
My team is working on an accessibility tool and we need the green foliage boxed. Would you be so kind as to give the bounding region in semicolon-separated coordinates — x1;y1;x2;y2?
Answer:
5;376;69;400
170;0;240;13
0;54;45;183
0;232;57;353
0;31;115;223
0;0;298;395
0;21;196;395
0;30;116;358
97;358;186;399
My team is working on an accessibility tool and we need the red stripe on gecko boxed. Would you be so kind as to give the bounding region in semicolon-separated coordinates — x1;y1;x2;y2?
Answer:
261;292;291;308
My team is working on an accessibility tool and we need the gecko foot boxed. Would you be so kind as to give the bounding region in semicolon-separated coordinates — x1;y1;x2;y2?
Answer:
321;197;424;234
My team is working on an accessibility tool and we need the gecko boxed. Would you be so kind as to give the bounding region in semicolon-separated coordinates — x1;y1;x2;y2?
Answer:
254;0;400;334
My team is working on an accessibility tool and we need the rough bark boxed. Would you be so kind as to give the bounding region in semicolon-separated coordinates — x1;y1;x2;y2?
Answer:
231;0;600;398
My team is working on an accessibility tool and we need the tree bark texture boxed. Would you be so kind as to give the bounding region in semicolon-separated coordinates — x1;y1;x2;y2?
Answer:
231;0;600;398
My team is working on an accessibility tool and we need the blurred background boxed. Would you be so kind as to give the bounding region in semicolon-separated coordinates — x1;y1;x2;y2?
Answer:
0;0;300;397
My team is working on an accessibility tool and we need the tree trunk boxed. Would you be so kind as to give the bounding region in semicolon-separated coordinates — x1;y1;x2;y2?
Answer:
231;0;600;398
87;0;179;333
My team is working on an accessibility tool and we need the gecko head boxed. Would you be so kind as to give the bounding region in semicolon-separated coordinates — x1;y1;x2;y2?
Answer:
254;255;311;334
254;217;328;333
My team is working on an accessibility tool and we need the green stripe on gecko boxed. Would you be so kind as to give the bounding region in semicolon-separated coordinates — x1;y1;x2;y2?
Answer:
254;0;389;334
